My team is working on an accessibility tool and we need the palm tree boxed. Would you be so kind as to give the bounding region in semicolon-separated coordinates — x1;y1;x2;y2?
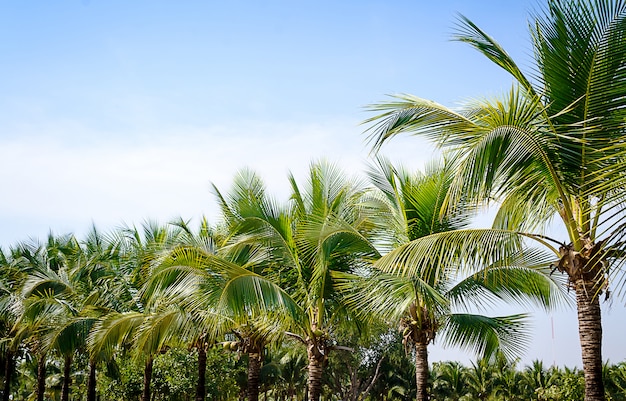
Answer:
89;221;186;401
213;162;379;401
519;360;559;400
24;226;127;401
363;2;626;399
464;357;499;401
18;232;108;401
345;158;562;401
0;246;25;401
19;244;80;401
142;216;297;401
431;361;468;400
12;233;75;401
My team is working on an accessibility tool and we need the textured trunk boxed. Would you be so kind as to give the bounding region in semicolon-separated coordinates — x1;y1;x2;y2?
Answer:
61;354;72;401
195;346;207;401
247;351;263;401
141;356;154;401
575;278;605;401
86;359;97;401
36;352;46;401
306;347;324;401
2;350;14;401
415;340;429;401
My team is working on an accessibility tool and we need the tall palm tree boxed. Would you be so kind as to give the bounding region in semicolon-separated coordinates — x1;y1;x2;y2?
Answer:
345;158;563;401
363;2;626;399
213;162;379;401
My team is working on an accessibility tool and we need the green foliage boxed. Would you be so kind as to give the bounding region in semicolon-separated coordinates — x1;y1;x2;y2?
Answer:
98;346;244;401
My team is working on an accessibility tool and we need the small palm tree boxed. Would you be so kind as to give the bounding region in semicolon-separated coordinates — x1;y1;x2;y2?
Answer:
363;2;626;399
431;361;468;400
464;357;499;401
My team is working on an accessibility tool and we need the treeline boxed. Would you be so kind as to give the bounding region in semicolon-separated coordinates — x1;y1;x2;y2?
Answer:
0;159;571;401
4;336;626;400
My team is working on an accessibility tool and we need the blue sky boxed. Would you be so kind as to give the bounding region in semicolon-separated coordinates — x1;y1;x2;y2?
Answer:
1;0;624;367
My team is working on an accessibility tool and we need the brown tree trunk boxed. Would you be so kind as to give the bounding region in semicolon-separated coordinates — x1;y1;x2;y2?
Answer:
141;356;154;401
415;340;429;401
86;359;97;401
247;351;263;401
61;354;72;401
575;278;605;401
2;350;14;401
195;345;207;401
36;352;46;401
306;342;325;401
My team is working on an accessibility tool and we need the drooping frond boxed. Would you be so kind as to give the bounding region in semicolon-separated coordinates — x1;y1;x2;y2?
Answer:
334;270;449;325
453;14;535;95
374;229;525;280
440;313;530;362
364;95;477;152
447;252;571;312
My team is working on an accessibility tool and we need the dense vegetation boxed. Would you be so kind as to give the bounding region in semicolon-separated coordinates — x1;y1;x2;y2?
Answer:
0;160;612;401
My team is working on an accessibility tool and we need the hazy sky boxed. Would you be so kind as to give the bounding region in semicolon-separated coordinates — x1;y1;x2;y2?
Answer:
1;0;624;367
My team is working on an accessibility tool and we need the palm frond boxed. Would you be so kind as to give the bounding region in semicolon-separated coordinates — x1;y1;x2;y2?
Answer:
453;14;535;95
374;229;525;280
364;95;477;152
440;313;530;361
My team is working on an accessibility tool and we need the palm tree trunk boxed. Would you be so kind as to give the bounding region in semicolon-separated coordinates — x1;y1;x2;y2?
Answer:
247;351;263;401
415;340;429;401
575;278;605;401
306;343;325;401
36;352;46;401
2;350;14;401
141;356;154;401
61;354;72;401
86;359;97;401
195;345;207;401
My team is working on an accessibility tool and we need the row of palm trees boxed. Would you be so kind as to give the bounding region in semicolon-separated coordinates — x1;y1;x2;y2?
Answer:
428;358;626;401
2;158;563;401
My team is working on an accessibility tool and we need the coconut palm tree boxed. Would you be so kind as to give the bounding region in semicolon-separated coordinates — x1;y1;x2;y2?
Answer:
12;233;75;401
19;241;81;401
343;158;563;401
0;246;25;401
363;2;626;399
21;226;127;401
213;162;380;401
88;221;186;401
519;360;559;400
141;215;300;401
431;361;468;401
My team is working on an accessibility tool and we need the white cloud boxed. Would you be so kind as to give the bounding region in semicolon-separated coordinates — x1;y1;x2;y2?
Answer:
1;117;436;243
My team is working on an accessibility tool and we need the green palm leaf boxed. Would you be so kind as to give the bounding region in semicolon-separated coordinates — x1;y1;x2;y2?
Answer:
440;313;530;362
